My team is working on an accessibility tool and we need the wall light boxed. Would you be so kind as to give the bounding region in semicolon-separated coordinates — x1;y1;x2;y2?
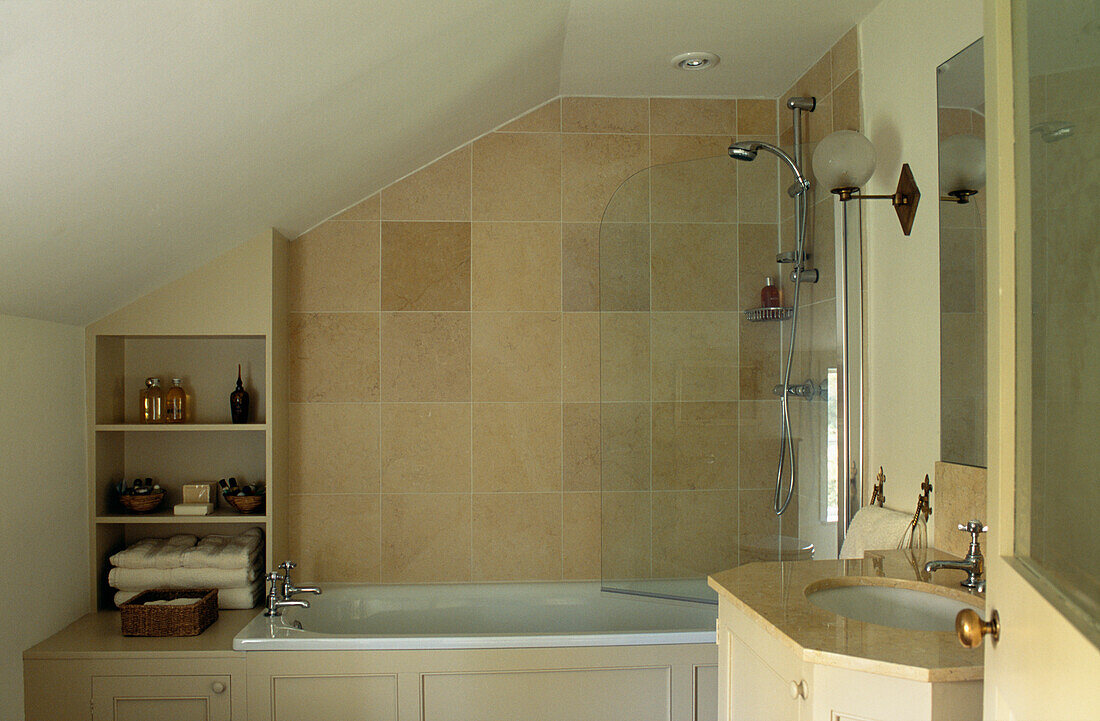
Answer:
938;134;985;204
812;130;922;236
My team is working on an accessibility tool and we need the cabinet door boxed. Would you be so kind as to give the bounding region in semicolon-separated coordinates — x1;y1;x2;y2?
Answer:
92;675;231;721
728;635;803;721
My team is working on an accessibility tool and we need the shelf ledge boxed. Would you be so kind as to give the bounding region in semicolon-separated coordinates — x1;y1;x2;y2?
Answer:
94;423;267;432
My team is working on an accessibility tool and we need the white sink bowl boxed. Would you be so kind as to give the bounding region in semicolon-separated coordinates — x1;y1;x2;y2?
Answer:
805;579;982;632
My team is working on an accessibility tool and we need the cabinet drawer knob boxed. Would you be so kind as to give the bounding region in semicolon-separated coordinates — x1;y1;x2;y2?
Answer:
211;681;227;694
788;679;807;699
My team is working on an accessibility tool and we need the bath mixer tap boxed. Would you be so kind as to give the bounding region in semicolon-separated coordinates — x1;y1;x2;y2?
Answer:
924;520;987;592
264;571;311;616
278;560;322;599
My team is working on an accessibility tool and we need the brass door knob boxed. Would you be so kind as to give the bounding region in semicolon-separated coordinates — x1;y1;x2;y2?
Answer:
955;608;999;648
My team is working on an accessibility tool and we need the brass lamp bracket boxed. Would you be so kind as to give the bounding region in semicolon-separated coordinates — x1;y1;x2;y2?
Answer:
831;163;921;236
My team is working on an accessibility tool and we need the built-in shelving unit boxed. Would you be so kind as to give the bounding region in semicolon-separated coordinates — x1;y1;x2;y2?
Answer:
84;231;288;610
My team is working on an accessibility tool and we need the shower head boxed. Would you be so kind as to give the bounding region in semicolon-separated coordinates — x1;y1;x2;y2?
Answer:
728;140;811;197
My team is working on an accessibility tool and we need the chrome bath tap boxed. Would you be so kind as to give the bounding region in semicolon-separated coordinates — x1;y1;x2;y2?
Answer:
264;561;322;617
924;520;987;592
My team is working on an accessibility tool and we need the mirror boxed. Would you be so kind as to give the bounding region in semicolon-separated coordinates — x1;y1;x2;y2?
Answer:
937;38;987;468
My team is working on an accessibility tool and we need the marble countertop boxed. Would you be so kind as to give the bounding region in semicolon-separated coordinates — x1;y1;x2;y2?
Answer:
708;549;985;682
23;609;255;660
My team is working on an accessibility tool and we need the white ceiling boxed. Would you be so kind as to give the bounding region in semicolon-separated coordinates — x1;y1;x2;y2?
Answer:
1;0;880;325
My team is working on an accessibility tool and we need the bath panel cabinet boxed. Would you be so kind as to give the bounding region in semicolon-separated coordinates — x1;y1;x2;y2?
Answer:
91;674;232;721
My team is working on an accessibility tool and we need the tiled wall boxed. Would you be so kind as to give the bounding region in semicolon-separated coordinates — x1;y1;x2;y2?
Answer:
286;49;863;583
938;107;987;468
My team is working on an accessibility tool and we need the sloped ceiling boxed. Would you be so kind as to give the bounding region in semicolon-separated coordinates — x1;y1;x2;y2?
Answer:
1;0;879;325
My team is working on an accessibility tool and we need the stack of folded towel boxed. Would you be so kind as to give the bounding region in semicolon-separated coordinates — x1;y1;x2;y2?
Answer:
109;528;264;609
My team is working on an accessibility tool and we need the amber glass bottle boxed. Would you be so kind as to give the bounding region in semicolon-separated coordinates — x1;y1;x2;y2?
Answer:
165;378;186;423
141;377;164;423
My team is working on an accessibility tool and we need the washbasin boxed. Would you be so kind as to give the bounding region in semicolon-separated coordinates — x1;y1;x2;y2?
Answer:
805;578;982;632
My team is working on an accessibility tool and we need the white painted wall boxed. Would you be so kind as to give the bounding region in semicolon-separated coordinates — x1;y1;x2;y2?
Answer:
858;0;983;539
0;314;86;721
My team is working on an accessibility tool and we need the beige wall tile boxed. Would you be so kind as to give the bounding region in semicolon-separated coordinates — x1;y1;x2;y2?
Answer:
652;402;738;491
651;312;739;402
735;145;779;224
472;493;562;581
601;491;651;579
289;403;380;494
795;51;833;101
598;222;650;311
380;312;470;402
289;312;380;402
564;403;600;491
562;223;599;311
600;313;650;401
499;98;561;132
832;71;862;133
739;488;795;543
831;27;859;89
381;222;470;311
290;221;380;312
562;134;650;222
650;135;731;165
933;462;988;558
289;493;380;582
333;193;380;221
380;403;470;493
652;490;738;577
472;132;561;221
471;312;561;402
562;97;649;134
739;400;781;490
601;402;651;491
563;312;600;402
739;318;779;401
650;98;735;136
471;222;561;310
651;223;739;310
806;92;833;145
473;403;562;492
737;99;778;135
381;146;471;221
380;493;471;582
651;154;738;223
563;492;601;579
738;223;781;309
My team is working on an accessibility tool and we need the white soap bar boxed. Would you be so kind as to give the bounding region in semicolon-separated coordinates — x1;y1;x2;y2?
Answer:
173;503;214;516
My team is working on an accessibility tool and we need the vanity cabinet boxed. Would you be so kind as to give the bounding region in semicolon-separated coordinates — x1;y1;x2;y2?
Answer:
717;583;982;721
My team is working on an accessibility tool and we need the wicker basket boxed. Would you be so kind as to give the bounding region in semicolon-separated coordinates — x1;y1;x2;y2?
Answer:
119;588;218;636
223;494;264;514
118;490;166;514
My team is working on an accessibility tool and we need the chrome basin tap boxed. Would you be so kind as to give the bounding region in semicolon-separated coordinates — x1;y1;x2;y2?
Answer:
924;520;987;592
264;571;310;616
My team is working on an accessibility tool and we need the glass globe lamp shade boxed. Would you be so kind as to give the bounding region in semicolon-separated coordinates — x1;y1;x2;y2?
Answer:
938;134;986;194
812;130;876;192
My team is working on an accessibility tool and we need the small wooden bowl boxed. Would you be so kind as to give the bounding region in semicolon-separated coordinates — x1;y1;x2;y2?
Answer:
223;494;264;514
118;490;166;514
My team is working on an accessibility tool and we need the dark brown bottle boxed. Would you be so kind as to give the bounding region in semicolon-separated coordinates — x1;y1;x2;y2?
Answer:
761;277;780;308
230;364;250;424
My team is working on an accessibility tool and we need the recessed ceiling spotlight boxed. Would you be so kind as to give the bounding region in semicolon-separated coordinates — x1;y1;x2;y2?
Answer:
671;52;720;71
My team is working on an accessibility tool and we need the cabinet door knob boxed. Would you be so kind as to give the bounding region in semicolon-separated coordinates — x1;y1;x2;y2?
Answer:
956;608;999;648
788;679;807;699
211;681;227;694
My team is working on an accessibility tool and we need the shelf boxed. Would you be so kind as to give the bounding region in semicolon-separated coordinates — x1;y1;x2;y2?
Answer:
743;307;794;322
95;423;267;432
96;509;268;524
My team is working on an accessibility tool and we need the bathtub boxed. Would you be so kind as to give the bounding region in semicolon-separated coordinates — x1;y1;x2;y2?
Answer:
233;580;717;651
235;581;720;720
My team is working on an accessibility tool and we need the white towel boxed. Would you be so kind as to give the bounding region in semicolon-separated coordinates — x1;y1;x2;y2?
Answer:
181;528;264;569
109;564;260;590
115;580;263;610
839;505;914;559
108;535;197;569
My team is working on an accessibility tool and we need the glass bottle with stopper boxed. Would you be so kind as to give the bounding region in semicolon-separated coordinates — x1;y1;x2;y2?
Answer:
230;364;250;424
